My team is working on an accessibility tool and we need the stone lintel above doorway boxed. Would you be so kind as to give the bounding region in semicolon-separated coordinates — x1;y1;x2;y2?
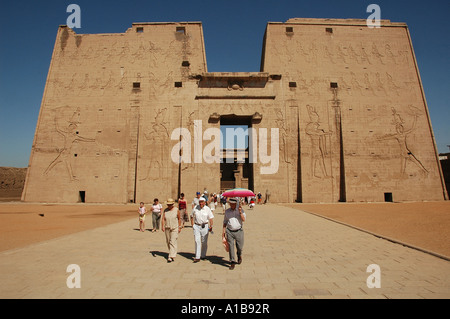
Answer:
193;72;280;89
208;112;263;124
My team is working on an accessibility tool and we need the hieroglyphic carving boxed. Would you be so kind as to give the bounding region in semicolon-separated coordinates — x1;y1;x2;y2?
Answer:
307;39;409;68
334;71;404;97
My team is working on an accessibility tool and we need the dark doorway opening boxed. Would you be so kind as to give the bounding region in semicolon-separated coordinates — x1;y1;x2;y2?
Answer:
79;191;86;203
220;161;237;191
220;115;254;192
384;192;393;202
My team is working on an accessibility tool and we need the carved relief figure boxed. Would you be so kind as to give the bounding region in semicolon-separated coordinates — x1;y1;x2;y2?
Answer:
384;44;397;64
336;44;348;64
181;110;196;172
374;72;388;96
363;73;376;96
347;43;360;64
275;109;290;163
376;106;428;176
371;42;385;65
305;105;332;178
385;72;401;96
141;108;170;180
350;72;364;96
359;45;371;64
296;72;314;96
308;41;318;64
43;107;95;180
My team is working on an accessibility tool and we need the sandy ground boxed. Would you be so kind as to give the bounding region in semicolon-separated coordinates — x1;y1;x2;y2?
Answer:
283;201;450;258
0;202;137;252
1;200;449;259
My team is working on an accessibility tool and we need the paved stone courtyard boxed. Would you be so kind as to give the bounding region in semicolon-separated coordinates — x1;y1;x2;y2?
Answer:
1;204;449;299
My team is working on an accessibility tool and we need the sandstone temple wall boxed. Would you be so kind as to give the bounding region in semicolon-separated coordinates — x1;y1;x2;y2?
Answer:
22;19;447;203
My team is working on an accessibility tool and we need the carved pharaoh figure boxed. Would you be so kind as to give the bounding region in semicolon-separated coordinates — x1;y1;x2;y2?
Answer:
376;106;428;176
43;108;96;180
141;108;170;180
305;105;332;178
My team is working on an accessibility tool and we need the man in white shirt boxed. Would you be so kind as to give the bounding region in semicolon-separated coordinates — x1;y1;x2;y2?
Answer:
191;197;214;262
222;197;246;270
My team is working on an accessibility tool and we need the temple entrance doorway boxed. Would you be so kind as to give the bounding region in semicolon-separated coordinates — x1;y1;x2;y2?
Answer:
219;115;254;193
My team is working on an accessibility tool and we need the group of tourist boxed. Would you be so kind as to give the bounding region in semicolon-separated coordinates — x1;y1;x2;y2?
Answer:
137;191;247;270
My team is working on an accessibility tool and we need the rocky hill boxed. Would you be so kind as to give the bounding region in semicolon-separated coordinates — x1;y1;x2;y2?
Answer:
0;167;27;200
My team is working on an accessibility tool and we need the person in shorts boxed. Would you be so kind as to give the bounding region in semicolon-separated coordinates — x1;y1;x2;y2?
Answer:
138;202;147;232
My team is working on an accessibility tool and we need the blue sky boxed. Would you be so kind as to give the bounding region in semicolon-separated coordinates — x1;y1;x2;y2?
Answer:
0;0;449;167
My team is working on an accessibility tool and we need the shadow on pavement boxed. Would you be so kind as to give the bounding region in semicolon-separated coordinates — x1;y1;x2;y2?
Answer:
150;250;230;268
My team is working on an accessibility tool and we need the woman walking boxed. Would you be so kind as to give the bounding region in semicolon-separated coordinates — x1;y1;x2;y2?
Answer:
178;193;189;228
161;198;182;262
151;198;163;232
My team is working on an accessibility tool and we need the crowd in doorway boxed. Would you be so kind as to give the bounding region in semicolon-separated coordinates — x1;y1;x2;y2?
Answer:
137;189;270;270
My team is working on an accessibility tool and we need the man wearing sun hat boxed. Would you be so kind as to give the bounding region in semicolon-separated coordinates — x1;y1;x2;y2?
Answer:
191;196;214;262
191;191;202;211
161;198;182;262
222;197;246;270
